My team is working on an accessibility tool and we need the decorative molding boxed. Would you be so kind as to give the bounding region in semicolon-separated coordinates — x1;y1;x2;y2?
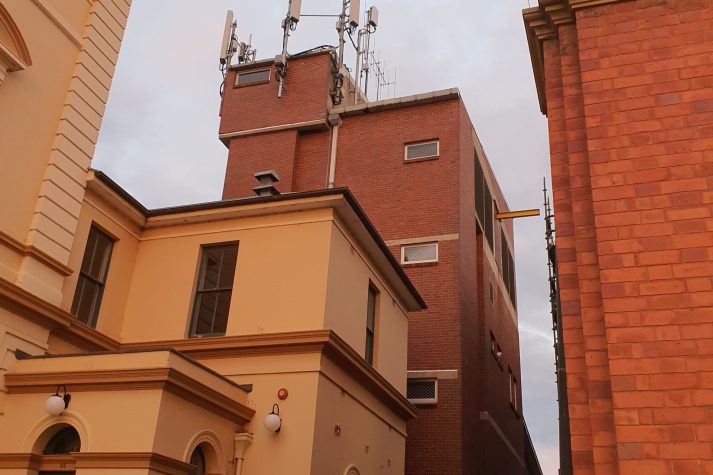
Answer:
0;276;120;351
123;330;418;420
29;0;82;48
0;229;74;276
5;365;254;425
522;0;634;115
385;233;459;247
0;2;32;85
0;452;196;475
218;119;329;146
407;369;459;380
74;452;196;474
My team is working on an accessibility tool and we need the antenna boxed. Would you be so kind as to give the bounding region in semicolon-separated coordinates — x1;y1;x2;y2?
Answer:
276;0;302;98
351;5;379;104
219;11;237;67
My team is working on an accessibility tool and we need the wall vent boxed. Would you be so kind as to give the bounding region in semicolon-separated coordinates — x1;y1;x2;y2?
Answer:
404;140;439;161
407;379;437;404
401;242;438;264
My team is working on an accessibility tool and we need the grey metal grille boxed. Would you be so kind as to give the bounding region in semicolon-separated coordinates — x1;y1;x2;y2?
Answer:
402;243;438;263
405;141;439;160
407;379;436;402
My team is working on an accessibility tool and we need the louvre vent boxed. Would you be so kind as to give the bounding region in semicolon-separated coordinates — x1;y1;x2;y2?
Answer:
405;140;439;161
236;68;270;87
407;379;437;403
401;243;438;264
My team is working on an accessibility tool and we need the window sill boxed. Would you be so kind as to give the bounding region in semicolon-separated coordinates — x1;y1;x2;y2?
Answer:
401;261;438;269
403;155;439;164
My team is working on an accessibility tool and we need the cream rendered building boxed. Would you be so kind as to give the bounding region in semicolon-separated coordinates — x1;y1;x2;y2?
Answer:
0;2;424;474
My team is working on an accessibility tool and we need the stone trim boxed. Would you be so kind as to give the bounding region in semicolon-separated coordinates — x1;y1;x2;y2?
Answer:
123;330;418;420
523;0;634;114
0;229;73;276
0;452;196;475
5;366;254;425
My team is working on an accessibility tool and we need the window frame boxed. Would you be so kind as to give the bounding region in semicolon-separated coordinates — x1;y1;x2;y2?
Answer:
188;242;239;338
400;242;439;265
509;367;519;414
407;378;438;405
404;139;440;162
365;283;379;366
70;224;114;328
234;68;271;87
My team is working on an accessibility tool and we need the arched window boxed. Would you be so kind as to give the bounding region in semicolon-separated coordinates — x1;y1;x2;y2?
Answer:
190;446;206;474
43;427;81;454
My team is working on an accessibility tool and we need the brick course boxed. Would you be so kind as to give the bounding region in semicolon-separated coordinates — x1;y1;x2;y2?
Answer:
219;51;531;473
529;0;713;472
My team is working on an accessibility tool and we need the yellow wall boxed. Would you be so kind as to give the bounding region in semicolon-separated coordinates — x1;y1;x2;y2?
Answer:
119;209;333;342
324;221;409;393
0;0;131;303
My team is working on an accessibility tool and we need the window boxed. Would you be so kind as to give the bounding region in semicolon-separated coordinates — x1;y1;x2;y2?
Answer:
474;153;494;251
365;285;378;365
509;367;518;413
71;225;114;328
43;427;80;454
190;446;206;475
500;229;517;309
189;243;238;337
401;242;438;264
489;279;494;305
407;379;437;404
235;68;270;87
404;140;439;161
490;332;503;367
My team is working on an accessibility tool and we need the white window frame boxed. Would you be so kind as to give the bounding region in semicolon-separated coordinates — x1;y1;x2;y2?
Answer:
400;242;439;265
235;68;271;87
407;378;438;404
404;140;440;161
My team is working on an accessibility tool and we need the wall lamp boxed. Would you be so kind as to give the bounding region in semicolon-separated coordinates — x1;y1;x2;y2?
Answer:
264;404;281;433
45;385;71;416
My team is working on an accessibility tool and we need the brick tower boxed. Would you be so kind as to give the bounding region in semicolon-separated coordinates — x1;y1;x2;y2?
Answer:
524;0;713;472
218;49;541;473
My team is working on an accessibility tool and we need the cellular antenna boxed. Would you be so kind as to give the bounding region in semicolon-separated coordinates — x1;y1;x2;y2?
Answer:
219;11;237;69
276;0;302;98
352;5;378;104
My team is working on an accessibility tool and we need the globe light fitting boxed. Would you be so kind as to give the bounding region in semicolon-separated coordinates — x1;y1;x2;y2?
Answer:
264;403;281;433
44;385;71;416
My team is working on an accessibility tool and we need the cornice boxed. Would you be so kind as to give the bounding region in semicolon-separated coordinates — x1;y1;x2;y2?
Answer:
5;366;254;425
522;0;634;115
124;330;418;420
0;229;73;276
0;276;119;351
0;452;196;475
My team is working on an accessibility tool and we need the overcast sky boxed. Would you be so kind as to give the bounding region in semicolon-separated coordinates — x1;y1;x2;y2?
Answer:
94;1;556;472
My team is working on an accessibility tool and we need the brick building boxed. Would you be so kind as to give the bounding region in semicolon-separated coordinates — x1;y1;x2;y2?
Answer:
218;50;541;473
524;0;713;472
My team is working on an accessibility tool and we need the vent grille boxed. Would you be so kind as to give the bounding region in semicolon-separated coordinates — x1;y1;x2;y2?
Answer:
401;243;438;264
407;379;437;403
236;69;270;87
405;140;439;160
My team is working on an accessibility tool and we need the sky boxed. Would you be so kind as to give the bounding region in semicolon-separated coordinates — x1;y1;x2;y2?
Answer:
94;1;557;472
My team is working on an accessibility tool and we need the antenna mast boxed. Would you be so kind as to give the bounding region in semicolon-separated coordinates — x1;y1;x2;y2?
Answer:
352;6;378;104
544;179;573;475
276;0;301;98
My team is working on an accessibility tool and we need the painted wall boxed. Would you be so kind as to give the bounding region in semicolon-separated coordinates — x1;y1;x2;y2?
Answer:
0;0;131;303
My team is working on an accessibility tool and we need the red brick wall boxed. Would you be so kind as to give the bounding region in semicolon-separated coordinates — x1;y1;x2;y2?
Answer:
219;52;333;135
540;0;713;472
220;54;528;474
222;129;297;198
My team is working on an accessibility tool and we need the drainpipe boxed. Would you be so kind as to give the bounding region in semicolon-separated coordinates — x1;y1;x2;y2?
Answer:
327;113;342;188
